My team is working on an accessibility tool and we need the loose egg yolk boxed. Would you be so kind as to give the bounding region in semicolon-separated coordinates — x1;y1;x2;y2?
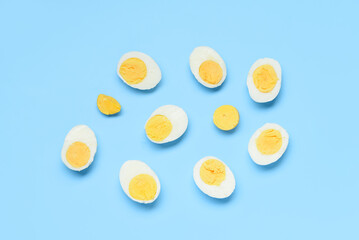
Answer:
129;174;157;201
200;159;226;186
66;141;90;168
119;58;147;84
145;115;173;142
253;64;278;93
97;94;121;115
199;60;223;85
256;129;282;155
213;105;240;131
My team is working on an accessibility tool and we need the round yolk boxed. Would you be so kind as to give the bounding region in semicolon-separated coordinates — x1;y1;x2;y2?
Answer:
97;94;121;115
119;58;147;84
213;105;240;131
256;129;283;155
145;115;173;142
253;64;278;93
200;159;226;186
66;141;91;168
199;60;223;85
129;174;157;201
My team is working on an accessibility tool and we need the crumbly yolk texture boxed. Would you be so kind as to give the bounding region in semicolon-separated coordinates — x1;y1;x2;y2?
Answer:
253;64;278;93
119;58;147;84
66;141;90;168
97;94;121;115
213;105;240;131
199;60;223;85
145;115;173;142
200;159;226;186
256;129;283;155
129;174;157;201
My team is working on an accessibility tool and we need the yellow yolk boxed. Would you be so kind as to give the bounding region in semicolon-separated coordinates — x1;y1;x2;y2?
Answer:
199;60;223;85
145;115;173;142
256;129;283;155
213;105;240;131
129;174;157;201
253;64;278;93
97;94;121;115
200;159;226;186
66;141;90;168
119;58;147;84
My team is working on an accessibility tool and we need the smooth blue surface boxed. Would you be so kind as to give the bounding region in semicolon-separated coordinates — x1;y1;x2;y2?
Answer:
1;0;358;239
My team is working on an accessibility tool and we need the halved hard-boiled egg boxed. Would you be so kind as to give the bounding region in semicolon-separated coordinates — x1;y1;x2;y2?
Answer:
97;94;121;115
190;46;227;88
145;105;188;144
117;51;161;90
248;123;289;165
247;58;281;103
61;125;97;171
119;160;160;204
193;156;235;199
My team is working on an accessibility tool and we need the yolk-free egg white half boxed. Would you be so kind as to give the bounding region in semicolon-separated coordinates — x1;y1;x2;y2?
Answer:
248;123;289;165
193;156;235;199
61;125;97;171
247;58;282;103
119;160;161;204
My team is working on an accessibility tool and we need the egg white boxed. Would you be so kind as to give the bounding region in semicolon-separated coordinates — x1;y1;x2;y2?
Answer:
247;58;282;103
193;156;235;199
145;105;188;144
117;51;161;90
190;46;227;88
248;123;289;165
61;125;97;171
119;160;161;204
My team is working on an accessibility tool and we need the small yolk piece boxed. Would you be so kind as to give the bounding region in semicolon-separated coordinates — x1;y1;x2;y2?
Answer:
119;57;147;84
97;94;121;115
256;129;282;155
253;64;278;93
199;60;223;85
213;105;240;131
200;159;226;186
66;141;90;168
145;115;173;142
129;174;157;201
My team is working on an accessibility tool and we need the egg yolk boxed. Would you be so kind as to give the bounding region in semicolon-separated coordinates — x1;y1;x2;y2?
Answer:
97;94;121;115
119;58;147;84
256;129;282;155
213;105;239;131
145;115;173;142
199;60;223;85
129;174;157;201
200;159;226;186
253;64;278;93
66;141;90;168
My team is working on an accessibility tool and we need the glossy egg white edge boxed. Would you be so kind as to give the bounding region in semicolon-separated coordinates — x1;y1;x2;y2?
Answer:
193;156;235;199
117;51;162;90
145;105;188;144
61;125;97;171
189;46;227;88
248;123;289;165
119;160;161;204
247;58;282;103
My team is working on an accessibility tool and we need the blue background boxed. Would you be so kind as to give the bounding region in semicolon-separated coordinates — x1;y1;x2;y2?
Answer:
1;0;358;239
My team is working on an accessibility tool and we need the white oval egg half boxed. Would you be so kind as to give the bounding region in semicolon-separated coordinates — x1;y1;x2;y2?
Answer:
248;123;289;165
190;46;227;88
193;156;235;199
119;160;161;204
117;51;161;90
61;125;97;171
145;105;188;144
247;58;282;103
